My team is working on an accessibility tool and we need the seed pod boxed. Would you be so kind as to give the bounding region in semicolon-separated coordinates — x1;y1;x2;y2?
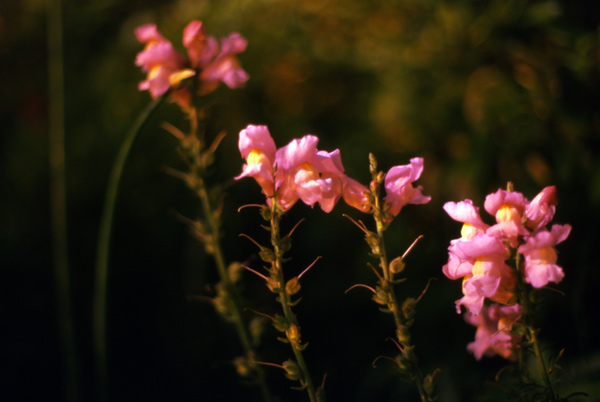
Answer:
396;325;411;345
282;360;302;381
260;205;271;221
286;277;301;295
273;314;289;332
259;248;275;263
401;298;417;322
423;372;436;398
389;256;405;274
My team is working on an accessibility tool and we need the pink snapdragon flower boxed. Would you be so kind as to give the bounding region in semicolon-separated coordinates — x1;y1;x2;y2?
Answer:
199;33;249;95
465;303;523;360
443;200;490;280
274;135;346;212
384;158;431;218
518;224;571;288
235;125;349;213
235;125;277;197
451;234;516;315
484;189;529;246
444;200;489;241
524;186;557;230
134;24;189;100
135;20;249;107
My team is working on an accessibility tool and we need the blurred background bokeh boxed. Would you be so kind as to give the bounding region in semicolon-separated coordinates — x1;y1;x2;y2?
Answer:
2;0;599;401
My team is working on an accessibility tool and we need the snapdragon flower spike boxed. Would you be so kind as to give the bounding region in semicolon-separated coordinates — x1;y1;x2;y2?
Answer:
465;303;523;361
135;20;249;107
518;224;572;288
384;157;431;218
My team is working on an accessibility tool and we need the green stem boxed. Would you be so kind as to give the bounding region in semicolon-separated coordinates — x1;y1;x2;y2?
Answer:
196;182;272;402
94;96;163;402
372;189;427;402
270;202;317;402
515;254;557;402
47;0;79;400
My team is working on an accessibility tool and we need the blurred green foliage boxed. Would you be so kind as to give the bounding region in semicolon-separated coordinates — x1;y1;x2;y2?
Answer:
2;0;599;401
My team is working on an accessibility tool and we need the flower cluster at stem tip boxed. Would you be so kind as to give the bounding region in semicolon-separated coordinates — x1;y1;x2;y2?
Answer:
234;124;430;215
443;185;571;360
135;20;249;108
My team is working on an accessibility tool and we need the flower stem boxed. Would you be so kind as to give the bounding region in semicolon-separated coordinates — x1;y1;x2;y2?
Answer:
374;222;428;402
194;174;272;402
94;96;163;402
371;179;428;402
515;254;558;402
270;202;318;402
47;0;79;400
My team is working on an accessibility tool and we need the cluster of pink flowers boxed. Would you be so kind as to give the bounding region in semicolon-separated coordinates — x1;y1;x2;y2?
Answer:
234;124;430;215
134;20;249;108
443;186;571;360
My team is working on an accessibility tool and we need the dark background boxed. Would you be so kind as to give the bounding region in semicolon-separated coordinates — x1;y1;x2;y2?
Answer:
2;0;599;401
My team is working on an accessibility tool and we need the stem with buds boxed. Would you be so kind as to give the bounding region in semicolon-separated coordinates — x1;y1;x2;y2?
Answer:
173;108;272;402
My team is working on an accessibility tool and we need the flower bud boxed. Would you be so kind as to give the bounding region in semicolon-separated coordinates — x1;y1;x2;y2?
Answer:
369;179;378;194
369;153;378;175
286;324;302;349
